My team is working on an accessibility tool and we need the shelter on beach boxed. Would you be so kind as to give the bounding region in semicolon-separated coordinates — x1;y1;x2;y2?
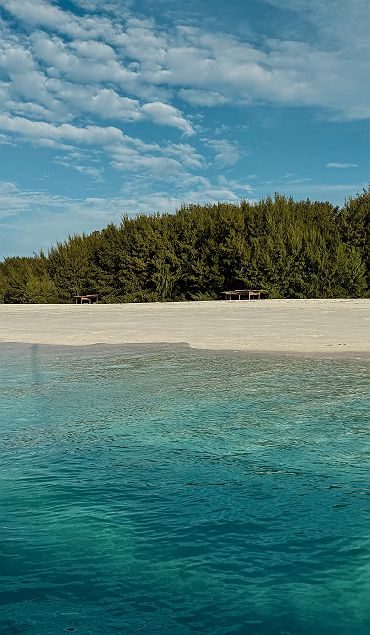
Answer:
73;294;99;304
221;289;264;300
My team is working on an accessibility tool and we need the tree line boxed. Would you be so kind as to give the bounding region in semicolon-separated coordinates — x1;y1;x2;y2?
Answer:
0;190;369;303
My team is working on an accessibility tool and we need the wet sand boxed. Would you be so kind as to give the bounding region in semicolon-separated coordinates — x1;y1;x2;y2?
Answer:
0;299;368;353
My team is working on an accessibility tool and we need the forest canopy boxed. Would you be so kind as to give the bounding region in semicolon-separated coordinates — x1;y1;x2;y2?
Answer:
0;190;369;303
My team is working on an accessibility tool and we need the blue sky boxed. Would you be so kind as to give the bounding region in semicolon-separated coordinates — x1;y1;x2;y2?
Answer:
0;0;369;257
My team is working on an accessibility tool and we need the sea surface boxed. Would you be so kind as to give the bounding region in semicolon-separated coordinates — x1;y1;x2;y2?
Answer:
0;343;369;635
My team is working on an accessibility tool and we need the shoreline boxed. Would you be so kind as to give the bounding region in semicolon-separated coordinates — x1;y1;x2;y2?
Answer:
1;341;369;362
0;299;369;354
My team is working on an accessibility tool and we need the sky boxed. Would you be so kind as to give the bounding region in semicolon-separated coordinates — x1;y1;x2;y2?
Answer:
0;0;369;257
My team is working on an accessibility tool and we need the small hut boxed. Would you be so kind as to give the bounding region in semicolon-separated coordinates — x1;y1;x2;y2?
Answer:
73;294;99;304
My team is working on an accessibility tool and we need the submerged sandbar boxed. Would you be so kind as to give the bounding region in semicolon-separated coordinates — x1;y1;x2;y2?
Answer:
0;299;368;353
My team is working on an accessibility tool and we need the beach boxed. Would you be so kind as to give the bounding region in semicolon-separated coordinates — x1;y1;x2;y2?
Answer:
2;300;370;633
0;299;368;353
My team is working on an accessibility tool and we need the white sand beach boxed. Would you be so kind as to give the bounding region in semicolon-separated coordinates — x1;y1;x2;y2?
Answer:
0;299;369;353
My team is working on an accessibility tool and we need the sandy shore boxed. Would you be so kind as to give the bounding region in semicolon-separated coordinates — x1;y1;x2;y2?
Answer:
0;299;369;353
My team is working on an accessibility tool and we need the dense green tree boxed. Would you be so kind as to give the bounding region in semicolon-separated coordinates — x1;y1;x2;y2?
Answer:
1;191;368;303
47;234;95;301
25;273;58;303
338;187;370;290
0;255;58;303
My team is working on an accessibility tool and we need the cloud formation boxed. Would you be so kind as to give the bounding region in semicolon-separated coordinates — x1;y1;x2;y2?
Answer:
206;139;243;167
0;0;367;255
0;175;254;256
1;0;370;124
326;162;358;169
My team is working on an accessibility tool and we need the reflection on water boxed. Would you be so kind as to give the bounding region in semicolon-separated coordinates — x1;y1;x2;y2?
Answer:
0;344;369;634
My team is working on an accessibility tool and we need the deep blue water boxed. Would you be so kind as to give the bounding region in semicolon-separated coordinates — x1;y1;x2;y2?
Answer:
0;343;369;635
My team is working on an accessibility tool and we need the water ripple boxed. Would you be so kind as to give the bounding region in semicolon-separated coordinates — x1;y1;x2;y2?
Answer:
0;344;369;634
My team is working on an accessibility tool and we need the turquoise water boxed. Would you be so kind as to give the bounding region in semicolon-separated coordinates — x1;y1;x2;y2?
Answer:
0;343;369;635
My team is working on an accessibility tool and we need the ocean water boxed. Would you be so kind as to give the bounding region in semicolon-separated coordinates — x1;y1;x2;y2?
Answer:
0;343;369;635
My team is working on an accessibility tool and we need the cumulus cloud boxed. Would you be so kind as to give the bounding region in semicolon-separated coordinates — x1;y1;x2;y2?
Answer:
0;40;58;110
178;89;228;107
0;112;201;178
29;31;134;85
0;0;369;256
70;39;116;61
48;82;143;122
0;0;117;40
2;0;370;120
163;143;203;169
0;25;195;131
142;102;194;135
0;113;125;145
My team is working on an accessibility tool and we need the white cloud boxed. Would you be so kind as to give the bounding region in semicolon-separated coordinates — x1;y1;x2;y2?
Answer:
163;143;203;169
178;89;228;107
54;158;104;181
0;132;14;145
326;162;358;169
0;179;73;218
0;40;59;110
142;101;194;135
0;0;369;258
0;176;255;257
0;113;125;145
29;31;134;85
0;28;194;131
70;39;116;61
205;139;243;167
0;0;118;40
0;113;201;181
2;0;370;129
47;82;143;122
112;154;177;174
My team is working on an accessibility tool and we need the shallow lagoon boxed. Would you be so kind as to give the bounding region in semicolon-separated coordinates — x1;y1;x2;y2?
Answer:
0;344;369;634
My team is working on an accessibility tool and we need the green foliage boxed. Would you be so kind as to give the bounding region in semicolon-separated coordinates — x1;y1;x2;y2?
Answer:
1;192;368;303
338;187;370;289
0;255;58;303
